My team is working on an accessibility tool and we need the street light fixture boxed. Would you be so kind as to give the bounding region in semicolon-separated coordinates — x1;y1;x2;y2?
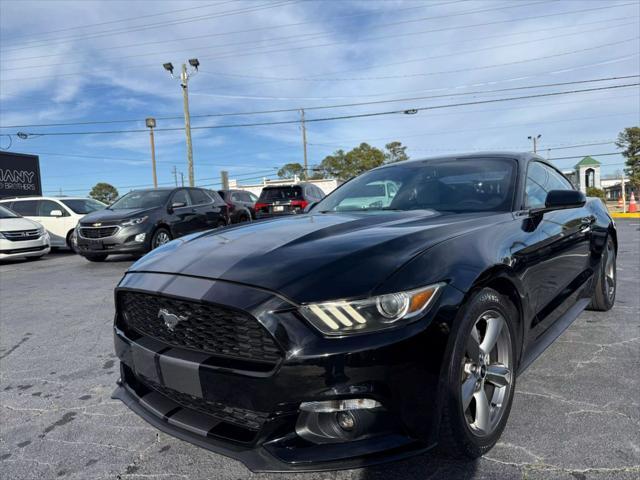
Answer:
528;134;542;154
162;62;174;74
188;58;200;70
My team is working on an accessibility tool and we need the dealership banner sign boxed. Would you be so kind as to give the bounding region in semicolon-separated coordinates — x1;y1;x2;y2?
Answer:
0;152;42;199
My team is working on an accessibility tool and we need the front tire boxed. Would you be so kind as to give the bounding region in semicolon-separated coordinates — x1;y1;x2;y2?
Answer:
587;236;616;311
439;288;518;458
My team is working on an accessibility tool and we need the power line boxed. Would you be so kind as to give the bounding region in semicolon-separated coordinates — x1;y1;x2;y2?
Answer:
2;75;637;129
4;1;635;83
0;1;298;52
2;0;462;61
9;0;621;74
12;83;639;137
547;152;623;161
0;2;233;43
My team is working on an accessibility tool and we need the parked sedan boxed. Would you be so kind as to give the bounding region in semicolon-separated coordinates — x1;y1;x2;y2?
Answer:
218;189;258;223
112;153;616;471
76;187;228;262
0;204;50;260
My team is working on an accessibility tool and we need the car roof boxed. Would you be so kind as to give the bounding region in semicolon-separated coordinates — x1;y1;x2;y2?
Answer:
0;196;93;201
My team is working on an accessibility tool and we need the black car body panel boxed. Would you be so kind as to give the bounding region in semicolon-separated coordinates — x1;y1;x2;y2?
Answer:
76;187;228;256
112;152;616;471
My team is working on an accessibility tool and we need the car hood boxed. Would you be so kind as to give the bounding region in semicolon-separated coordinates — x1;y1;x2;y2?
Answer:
80;207;156;223
0;216;41;231
129;211;506;303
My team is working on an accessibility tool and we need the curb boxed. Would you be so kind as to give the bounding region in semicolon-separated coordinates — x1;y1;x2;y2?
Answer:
611;212;640;218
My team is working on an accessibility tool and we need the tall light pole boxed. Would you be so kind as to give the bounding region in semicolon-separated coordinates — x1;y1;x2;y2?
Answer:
528;134;541;154
300;109;308;180
163;59;199;187
146;117;157;188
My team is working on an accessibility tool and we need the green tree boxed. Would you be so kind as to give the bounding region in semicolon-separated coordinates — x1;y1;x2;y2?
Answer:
277;162;305;179
90;182;119;204
616;126;640;188
319;143;386;180
586;187;605;199
384;141;409;163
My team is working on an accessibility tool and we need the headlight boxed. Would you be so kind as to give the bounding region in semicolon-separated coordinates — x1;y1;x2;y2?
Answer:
36;226;45;236
299;282;445;335
121;216;148;227
0;232;5;239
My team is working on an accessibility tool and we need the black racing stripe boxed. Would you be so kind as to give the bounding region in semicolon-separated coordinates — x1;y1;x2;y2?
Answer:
155;346;172;385
162;406;182;421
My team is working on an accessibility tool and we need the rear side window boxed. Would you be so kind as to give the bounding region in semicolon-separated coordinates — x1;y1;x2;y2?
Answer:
206;190;225;204
9;200;38;216
171;189;191;206
38;200;67;217
190;189;211;205
258;186;303;202
217;190;227;200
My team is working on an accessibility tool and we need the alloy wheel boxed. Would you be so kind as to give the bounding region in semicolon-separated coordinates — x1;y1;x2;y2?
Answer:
153;231;171;248
605;241;616;301
461;310;513;437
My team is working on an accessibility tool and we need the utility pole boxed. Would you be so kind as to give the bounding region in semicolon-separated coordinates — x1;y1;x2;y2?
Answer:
172;166;178;186
621;173;627;214
528;134;541;153
163;59;199;187
146;118;157;188
180;172;185;187
181;63;194;187
221;170;229;190
300;109;308;179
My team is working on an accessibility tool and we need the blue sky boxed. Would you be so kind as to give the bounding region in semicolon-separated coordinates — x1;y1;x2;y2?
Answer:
0;0;639;197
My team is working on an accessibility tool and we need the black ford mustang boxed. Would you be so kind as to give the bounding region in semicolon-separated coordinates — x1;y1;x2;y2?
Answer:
112;152;616;472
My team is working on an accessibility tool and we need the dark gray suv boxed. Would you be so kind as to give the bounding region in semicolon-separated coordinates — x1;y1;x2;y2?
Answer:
75;187;228;262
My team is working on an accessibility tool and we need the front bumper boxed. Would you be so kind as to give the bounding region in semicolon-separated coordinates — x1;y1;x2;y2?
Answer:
76;223;152;255
112;272;462;471
0;235;50;259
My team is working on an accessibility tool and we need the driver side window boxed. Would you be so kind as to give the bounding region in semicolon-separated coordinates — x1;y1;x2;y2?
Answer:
525;162;548;208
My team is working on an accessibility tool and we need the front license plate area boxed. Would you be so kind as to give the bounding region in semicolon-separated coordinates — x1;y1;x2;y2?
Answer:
88;240;104;250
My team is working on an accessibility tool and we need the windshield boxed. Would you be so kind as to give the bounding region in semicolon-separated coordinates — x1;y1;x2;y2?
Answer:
61;198;106;214
315;158;516;213
108;190;172;210
0;205;20;219
259;186;303;202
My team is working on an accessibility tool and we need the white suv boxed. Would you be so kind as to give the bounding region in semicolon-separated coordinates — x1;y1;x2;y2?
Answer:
0;196;106;249
0;204;50;260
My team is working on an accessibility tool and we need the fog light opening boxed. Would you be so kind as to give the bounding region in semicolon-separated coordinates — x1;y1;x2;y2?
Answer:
336;411;355;431
135;233;146;242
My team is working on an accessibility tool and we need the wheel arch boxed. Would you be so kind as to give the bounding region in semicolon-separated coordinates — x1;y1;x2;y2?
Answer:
462;266;526;368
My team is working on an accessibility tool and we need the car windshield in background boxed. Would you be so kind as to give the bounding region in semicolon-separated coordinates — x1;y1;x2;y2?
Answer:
0;205;20;218
259;186;303;202
315;158;516;213
60;199;106;214
108;190;172;210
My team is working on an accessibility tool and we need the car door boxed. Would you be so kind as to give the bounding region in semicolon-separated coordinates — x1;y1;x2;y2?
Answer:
168;189;197;237
190;188;223;229
522;161;592;334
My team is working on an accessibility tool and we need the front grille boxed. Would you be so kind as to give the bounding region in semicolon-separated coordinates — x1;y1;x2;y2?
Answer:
1;229;41;241
80;226;118;238
119;291;282;364
141;374;269;431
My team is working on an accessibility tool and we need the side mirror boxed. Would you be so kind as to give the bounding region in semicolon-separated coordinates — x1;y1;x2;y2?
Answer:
531;190;586;215
50;209;63;217
304;201;317;213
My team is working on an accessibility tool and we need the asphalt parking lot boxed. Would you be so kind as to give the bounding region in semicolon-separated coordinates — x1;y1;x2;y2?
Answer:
1;219;638;480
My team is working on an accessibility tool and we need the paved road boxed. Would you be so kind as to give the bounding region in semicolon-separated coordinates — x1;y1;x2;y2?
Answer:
1;220;638;480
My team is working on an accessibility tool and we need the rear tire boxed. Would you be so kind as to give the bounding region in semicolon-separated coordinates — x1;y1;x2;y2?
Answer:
84;253;107;262
438;288;518;459
587;236;616;311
